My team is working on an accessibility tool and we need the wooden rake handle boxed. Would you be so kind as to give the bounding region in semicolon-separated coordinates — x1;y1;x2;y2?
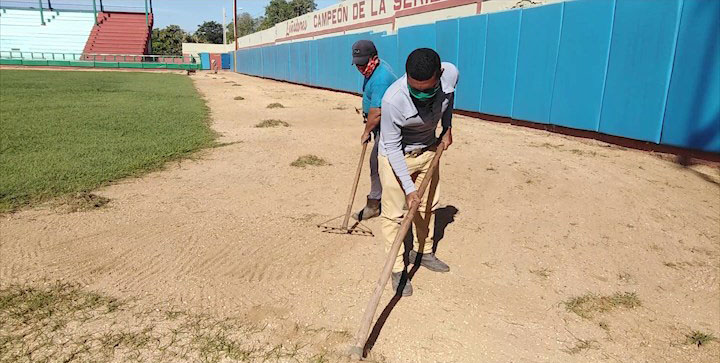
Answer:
342;141;369;230
350;142;446;358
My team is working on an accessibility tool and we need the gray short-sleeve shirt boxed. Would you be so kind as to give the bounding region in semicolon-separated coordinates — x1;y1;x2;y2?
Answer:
379;62;459;194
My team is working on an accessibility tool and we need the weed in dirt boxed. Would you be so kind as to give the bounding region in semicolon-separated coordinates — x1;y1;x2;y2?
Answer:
209;141;243;149
332;105;347;110
563;339;597;355
310;353;330;363
0;282;352;362
224;81;234;84
267;102;285;109
618;272;633;283
55;192;110;213
234;96;245;100
255;119;290;128
686;331;716;347
664;262;679;269
291;155;329;168
535;142;563;149
232;84;241;86
570;149;603;157
598;321;610;331
530;268;553;278
564;292;641;318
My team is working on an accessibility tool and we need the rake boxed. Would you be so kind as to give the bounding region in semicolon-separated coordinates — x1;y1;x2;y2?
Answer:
349;141;446;359
317;142;374;237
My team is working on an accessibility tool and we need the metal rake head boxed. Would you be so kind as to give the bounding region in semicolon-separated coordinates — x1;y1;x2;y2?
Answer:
317;215;374;237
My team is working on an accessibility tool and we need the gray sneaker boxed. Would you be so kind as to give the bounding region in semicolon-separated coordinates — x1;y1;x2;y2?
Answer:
409;251;450;272
352;198;380;221
391;271;413;297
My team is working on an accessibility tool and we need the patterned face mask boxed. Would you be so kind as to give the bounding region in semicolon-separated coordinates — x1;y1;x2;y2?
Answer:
361;56;380;78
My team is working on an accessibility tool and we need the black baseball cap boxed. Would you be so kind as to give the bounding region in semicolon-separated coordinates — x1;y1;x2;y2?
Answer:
351;40;377;66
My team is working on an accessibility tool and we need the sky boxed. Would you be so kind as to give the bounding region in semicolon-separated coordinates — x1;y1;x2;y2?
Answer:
152;0;339;31
0;0;339;31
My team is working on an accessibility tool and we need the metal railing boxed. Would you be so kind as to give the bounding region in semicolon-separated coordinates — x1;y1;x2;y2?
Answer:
0;0;151;25
0;51;198;64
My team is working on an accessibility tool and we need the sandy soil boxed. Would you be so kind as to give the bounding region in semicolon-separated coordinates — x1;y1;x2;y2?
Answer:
1;70;719;362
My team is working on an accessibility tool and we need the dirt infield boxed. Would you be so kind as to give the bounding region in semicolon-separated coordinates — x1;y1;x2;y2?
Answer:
1;71;718;362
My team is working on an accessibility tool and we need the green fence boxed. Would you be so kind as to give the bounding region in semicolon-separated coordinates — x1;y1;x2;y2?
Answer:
0;52;201;70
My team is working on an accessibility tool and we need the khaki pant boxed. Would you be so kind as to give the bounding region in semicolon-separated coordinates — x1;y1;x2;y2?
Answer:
378;150;440;273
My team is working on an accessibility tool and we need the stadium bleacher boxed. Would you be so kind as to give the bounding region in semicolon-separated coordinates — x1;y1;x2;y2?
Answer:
0;8;95;57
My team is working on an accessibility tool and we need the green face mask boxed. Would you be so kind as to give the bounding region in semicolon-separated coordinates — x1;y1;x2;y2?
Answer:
408;84;440;101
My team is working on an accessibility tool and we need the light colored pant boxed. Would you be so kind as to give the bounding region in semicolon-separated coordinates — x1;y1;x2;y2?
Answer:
378;150;440;273
368;130;382;200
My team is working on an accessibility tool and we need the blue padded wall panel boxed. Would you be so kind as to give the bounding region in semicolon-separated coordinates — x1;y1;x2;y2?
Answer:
243;50;250;74
300;41;311;85
480;10;521;116
256;48;264;76
317;38;333;88
309;40;319;86
289;43;302;83
328;36;344;90
277;44;290;80
255;48;263;76
456;15;487;112
512;3;563;123
376;34;400;79
269;45;277;78
289;43;298;83
200;53;210;70
436;18;459;65
239;50;246;73
287;44;296;83
549;0;614;131
262;46;273;78
661;0;720;153
398;24;436;70
599;0;682;143
246;49;253;75
243;50;249;74
334;35;347;91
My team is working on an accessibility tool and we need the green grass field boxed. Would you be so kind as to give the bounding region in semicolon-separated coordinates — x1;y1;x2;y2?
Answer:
0;70;216;212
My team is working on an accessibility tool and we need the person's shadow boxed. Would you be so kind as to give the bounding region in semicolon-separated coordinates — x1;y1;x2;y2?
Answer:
362;205;459;357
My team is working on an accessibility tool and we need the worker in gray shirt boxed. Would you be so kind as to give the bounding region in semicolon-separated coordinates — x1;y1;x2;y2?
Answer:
378;48;458;297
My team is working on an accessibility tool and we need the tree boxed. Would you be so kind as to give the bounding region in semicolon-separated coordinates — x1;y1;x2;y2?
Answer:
226;12;258;43
151;25;192;55
259;0;316;31
195;21;224;44
290;0;316;17
259;0;294;30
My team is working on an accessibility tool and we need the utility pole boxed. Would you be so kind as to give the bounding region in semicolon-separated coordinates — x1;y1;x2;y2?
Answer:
223;7;227;45
234;0;238;51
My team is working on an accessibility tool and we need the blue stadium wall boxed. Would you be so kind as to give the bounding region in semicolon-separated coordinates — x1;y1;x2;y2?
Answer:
231;0;719;154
